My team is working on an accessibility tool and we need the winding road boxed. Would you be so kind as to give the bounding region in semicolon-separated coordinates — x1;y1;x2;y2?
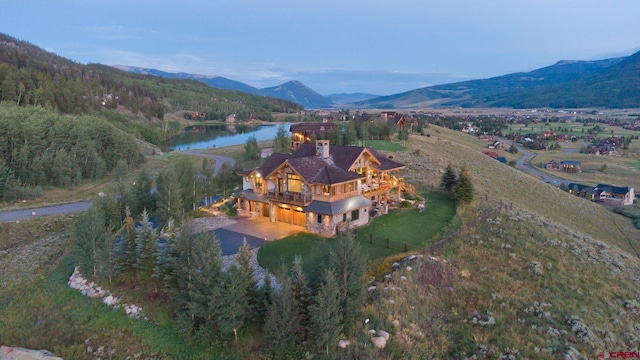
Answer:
0;150;235;223
498;138;571;186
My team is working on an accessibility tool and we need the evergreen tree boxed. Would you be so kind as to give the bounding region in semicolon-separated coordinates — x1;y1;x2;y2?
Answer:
272;124;290;154
235;239;258;308
135;210;159;280
114;206;137;283
291;256;312;341
73;207;107;277
218;265;250;341
309;269;343;356
439;163;457;195
262;265;300;356
329;229;366;334
166;229;224;330
133;170;155;216
454;166;474;204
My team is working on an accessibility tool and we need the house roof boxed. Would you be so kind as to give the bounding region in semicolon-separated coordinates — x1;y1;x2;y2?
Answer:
595;184;631;195
560;160;581;166
285;156;363;185
304;196;372;215
248;141;404;186
567;182;595;193
290;122;336;140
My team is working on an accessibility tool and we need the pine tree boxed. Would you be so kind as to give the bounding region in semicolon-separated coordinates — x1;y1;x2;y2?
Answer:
309;269;343;356
439;163;458;194
168;228;223;327
262;265;299;356
133;170;155;216
135;210;159;280
235;239;258;308
329;230;366;334
454;166;474;204
291;256;312;341
115;206;137;283
218;265;250;341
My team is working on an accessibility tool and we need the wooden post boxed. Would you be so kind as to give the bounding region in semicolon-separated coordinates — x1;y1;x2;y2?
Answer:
404;243;407;252
369;233;373;244
386;238;390;248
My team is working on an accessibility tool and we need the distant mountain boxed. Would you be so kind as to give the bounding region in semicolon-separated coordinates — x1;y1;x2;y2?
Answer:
260;80;331;109
324;93;380;105
355;55;631;109
113;66;263;95
115;67;332;109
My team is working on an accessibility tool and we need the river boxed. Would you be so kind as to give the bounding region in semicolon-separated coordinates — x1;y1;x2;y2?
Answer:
171;123;291;150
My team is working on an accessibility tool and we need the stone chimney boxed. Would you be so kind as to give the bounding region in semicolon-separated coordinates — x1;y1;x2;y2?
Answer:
316;139;330;159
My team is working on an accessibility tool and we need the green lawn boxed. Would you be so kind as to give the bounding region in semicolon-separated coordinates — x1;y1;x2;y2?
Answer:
257;192;456;274
361;140;405;151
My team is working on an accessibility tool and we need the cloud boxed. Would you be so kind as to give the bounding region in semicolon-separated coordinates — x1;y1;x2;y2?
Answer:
99;48;470;95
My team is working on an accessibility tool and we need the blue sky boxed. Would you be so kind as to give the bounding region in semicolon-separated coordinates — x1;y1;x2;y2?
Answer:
3;1;640;95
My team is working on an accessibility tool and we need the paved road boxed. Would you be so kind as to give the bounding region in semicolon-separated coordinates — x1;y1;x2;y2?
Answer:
498;138;571;186
0;201;93;223
179;149;236;173
0;149;235;223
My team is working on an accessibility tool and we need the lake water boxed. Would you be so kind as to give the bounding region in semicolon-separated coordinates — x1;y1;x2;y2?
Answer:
171;123;291;150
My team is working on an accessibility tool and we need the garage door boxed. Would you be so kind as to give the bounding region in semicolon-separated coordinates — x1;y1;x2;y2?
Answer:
293;210;306;227
276;207;292;223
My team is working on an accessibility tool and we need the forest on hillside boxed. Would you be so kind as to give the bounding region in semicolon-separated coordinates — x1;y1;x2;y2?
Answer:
0;33;303;122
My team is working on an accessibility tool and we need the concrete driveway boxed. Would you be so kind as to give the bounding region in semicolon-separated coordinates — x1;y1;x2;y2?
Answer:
214;216;305;255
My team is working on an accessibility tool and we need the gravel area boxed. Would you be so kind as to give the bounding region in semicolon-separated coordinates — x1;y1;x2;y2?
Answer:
188;216;237;232
222;248;275;287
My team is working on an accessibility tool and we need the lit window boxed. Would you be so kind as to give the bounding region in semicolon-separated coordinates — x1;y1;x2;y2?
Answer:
255;176;263;189
288;173;302;193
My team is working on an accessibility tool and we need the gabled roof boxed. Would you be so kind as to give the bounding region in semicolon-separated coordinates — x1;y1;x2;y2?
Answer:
249;142;404;185
595;184;631;195
255;153;292;177
290;122;336;140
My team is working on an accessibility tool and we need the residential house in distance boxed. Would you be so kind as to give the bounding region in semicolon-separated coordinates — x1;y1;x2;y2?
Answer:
289;122;337;151
595;184;635;205
566;182;635;205
545;160;581;172
236;140;406;236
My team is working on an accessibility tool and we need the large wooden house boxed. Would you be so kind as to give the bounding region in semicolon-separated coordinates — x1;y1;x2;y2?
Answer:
237;140;405;236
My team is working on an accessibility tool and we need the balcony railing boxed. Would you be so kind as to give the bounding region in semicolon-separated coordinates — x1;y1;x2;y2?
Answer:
267;190;312;206
361;182;391;194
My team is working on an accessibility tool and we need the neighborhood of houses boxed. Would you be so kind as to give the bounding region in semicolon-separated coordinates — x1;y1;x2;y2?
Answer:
236;122;406;236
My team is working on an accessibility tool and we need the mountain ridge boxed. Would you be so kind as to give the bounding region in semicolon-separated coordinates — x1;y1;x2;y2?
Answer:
115;66;333;109
355;54;636;109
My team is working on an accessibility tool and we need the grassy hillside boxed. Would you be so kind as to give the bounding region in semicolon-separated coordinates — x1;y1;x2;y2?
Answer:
2;125;639;358
394;128;640;253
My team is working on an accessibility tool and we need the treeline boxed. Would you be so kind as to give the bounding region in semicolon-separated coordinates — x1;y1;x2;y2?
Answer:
74;196;367;357
0;34;164;119
0;104;143;201
0;33;303;126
